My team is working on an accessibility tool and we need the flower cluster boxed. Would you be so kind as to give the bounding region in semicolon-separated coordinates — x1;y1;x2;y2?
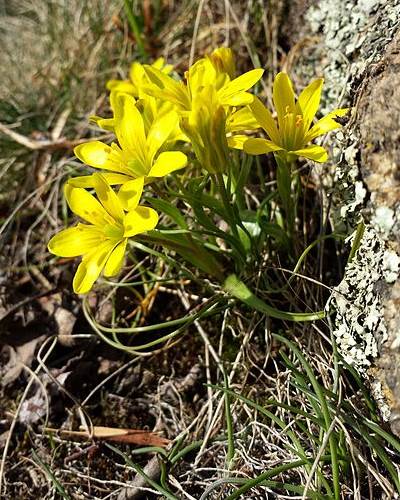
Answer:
48;47;348;293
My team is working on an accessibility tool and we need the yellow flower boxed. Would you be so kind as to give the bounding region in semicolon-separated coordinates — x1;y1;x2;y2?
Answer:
106;57;173;98
238;72;349;163
142;47;264;113
48;174;158;294
71;93;187;203
180;86;229;174
90;91;186;141
139;47;263;151
207;47;235;79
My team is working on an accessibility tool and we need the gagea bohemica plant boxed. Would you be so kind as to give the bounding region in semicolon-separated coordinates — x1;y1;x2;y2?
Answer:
48;47;348;337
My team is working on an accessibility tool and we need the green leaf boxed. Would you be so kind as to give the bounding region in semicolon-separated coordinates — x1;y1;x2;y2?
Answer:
224;274;325;322
147;197;188;229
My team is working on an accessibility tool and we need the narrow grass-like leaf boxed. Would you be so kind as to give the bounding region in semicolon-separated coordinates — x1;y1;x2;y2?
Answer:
226;457;333;500
106;443;177;499
32;450;70;500
224;275;325;321
274;334;341;500
222;367;235;468
147;197;188;229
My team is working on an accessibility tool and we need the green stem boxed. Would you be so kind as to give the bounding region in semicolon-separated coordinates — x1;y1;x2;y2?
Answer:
347;220;365;263
274;154;295;238
223;274;325;322
215;172;240;241
123;0;148;59
222;367;235;469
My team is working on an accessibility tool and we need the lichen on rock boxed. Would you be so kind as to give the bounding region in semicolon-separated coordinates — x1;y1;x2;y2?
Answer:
299;0;400;426
306;0;400;231
328;226;389;371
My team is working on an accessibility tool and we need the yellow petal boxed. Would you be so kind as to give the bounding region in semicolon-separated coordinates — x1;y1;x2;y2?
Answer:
110;90;131;113
124;206;159;237
68;173;132;188
89;115;115;131
117;177;145;211
219;69;264;105
92;173;124;223
147;111;179;161
188;59;217;96
129;62;145;89
73;241;116;294
273;72;295;129
226;106;259;133
305;108;349;142
152;57;165;70
74;141;127;174
292;145;328;163
64;184;111;227
225;92;255;106
209;47;236;79
227;135;248;150
104;239;127;277
244;138;283;155
114;94;147;160
296;78;323;131
249;96;280;144
143;66;190;110
106;79;137;95
148;151;187;177
48;224;103;257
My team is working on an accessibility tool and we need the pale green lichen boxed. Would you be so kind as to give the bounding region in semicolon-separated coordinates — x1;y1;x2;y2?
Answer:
327;226;388;371
307;0;400;228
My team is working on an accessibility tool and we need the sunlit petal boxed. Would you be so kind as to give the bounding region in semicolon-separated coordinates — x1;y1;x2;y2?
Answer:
273;72;295;129
305;108;349;142
64;184;110;227
296;78;323;131
147;111;180;161
218;69;264;105
292;145;328;163
72;241;115;294
93;173;124;223
249;96;280;144
104;239;127;277
124;206;159;237
148;151;187;177
89;115;115;131
227;135;249;150
117;177;145;211
48;224;103;257
68;173;132;188
244;138;283;155
114;94;147;160
106;79;137;95
74;141;127;174
224;92;255;106
226;107;259;133
143;66;190;110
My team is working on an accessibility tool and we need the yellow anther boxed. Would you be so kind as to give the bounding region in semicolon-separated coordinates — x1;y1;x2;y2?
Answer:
295;115;303;127
285;105;290;114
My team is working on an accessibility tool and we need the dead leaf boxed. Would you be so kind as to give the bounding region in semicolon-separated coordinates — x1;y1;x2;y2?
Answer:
37;294;76;346
19;371;71;425
1;336;45;386
45;425;170;447
19;391;47;425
